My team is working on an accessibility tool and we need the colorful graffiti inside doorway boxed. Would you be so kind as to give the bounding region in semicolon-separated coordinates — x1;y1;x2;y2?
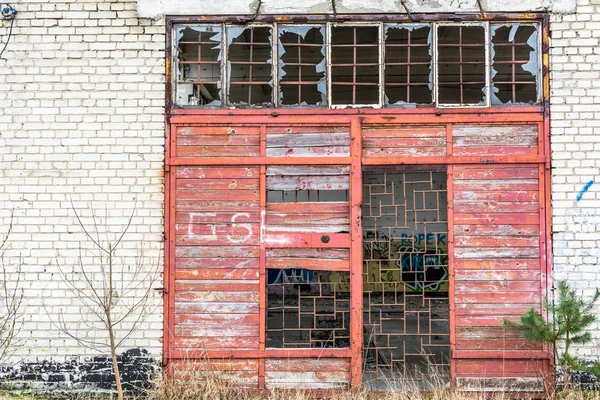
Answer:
362;170;450;390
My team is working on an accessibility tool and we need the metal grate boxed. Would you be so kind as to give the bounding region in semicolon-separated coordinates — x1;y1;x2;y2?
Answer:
384;24;433;105
227;26;273;106
491;24;538;104
438;25;486;105
362;170;450;390
330;25;380;105
278;25;327;106
266;270;351;348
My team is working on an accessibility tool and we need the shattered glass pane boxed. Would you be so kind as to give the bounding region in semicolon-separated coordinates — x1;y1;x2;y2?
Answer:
331;26;380;106
384;24;433;106
278;25;327;106
227;26;273;106
174;25;222;107
491;24;539;105
438;25;486;105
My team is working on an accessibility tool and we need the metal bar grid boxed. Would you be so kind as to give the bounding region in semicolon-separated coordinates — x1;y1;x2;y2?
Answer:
362;170;450;391
265;270;351;348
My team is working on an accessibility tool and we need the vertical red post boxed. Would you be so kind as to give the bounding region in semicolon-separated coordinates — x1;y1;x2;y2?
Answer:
349;117;363;388
167;123;177;369
446;163;456;388
258;124;267;391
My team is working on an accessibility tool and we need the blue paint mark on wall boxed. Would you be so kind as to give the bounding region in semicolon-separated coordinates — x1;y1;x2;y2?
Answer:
576;180;595;202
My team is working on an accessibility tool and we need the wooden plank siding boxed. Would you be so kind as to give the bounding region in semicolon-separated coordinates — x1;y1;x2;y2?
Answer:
452;164;548;391
165;114;550;393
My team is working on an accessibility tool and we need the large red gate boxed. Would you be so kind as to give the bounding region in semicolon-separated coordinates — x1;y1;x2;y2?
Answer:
164;108;551;392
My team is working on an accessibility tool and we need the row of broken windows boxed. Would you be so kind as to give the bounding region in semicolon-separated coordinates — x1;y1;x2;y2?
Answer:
173;21;540;108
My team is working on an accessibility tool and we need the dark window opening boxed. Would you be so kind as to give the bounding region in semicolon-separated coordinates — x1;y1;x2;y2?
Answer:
491;24;538;105
175;25;222;106
331;26;380;105
438;25;486;105
267;189;349;203
227;26;273;106
266;269;351;348
384;24;433;105
278;26;327;106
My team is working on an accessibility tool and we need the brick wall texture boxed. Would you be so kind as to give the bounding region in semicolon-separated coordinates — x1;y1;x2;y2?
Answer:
550;0;600;360
0;0;599;384
0;0;165;368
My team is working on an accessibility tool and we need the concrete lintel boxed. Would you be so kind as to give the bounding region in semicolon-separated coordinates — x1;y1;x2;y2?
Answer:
137;0;575;20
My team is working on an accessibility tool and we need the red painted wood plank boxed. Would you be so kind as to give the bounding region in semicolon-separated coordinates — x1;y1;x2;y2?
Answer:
175;268;260;280
455;359;545;377
175;301;259;314
266;257;349;271
263;233;350;248
456;326;527;340
177;145;261;157
266;248;349;259
362;127;446;138
177;178;260;190
174;313;259;327
363;137;446;148
453;166;538;180
454;236;539;247
455;270;541;281
177;126;261;136
176;200;260;212
267;126;349;134
455;291;540;303
266;146;350;157
174;281;259;291
266;213;349;225
267;165;350;176
454;202;539;213
175;290;259;303
453;213;539;225
176;189;260;201
178;135;259;146
173;336;260;350
175;257;259;269
177;223;261;236
453;180;539;191
454;224;539;236
177;212;260;224
362;146;446;158
453;146;537;156
454;246;539;259
454;190;539;202
455;339;541;351
455;303;541;316
176;234;260;246
454;259;540;270
266;132;350;147
454;280;539;293
176;166;260;179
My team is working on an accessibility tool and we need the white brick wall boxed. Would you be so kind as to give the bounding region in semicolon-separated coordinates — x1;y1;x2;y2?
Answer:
550;0;600;359
0;0;165;364
0;0;599;384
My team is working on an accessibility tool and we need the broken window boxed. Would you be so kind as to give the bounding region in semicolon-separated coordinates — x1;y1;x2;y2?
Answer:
384;24;433;106
491;23;539;105
172;21;542;109
174;25;222;106
278;25;327;106
437;24;487;106
227;26;273;106
331;25;380;106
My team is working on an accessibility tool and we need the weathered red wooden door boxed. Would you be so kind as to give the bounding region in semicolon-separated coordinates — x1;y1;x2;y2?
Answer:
165;115;363;390
165;110;551;393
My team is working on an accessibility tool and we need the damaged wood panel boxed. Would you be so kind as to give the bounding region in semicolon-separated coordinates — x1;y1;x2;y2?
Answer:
452;163;546;382
452;125;538;156
266;127;350;157
264;358;351;390
362;126;447;158
455;359;546;377
176;126;261;157
456;377;545;392
170;359;259;388
266;248;350;271
173;165;260;355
